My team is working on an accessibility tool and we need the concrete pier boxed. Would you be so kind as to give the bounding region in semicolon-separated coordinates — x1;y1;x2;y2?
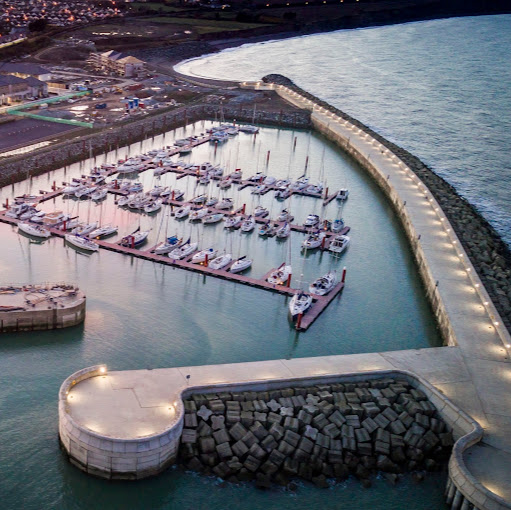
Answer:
58;84;510;509
0;283;85;332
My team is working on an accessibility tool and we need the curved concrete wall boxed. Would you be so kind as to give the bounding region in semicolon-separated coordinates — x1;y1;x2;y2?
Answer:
58;365;184;480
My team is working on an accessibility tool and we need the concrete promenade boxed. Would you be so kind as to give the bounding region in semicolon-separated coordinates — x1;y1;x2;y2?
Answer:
60;84;510;507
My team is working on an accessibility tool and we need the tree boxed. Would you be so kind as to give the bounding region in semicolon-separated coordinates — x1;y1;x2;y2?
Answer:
28;18;48;33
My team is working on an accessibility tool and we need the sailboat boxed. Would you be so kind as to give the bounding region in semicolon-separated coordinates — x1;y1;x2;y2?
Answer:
154;235;183;255
309;271;337;296
289;292;313;317
267;262;292;286
209;253;232;270
168;239;197;260
230;255;252;273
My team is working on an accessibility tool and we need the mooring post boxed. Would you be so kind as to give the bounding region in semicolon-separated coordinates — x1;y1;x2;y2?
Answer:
286;273;292;287
266;150;270;165
342;266;347;283
205;254;209;267
296;313;303;330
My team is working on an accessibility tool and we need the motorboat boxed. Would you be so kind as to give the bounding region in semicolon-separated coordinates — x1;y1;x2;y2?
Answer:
149;186;166;197
302;230;327;250
62;183;84;196
62;219;80;230
276;222;291;239
240;216;255;232
275;179;291;188
120;229;150;247
203;213;224;224
153;235;183;255
289;292;313;317
43;211;70;226
6;203;29;219
263;176;276;186
65;234;99;252
117;195;131;207
254;206;268;218
192;248;217;264
309;271;337;296
175;205;190;219
19;207;40;221
160;188;172;197
208;165;224;177
75;186;96;199
29;211;46;223
329;234;350;254
267;263;292;286
218;178;232;189
18;222;51;239
89;225;118;238
205;197;219;207
168;240;197;260
170;189;184;200
230;169;243;181
275;187;292;200
198;174;210;185
277;209;294;222
179;147;192;155
144;200;162;214
129;182;143;193
226;127;239;136
71;222;98;236
304;183;324;195
217;198;233;210
91;188;108;201
116;159;144;174
239;125;259;134
331;218;345;233
230;256;252;273
224;215;243;229
336;188;349;201
191;194;207;205
128;195;151;210
189;208;209;221
303;214;320;227
209;253;233;270
251;184;266;195
290;176;309;191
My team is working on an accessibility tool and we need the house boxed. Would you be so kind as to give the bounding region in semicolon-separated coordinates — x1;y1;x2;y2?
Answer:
87;50;145;78
0;62;52;81
0;74;47;104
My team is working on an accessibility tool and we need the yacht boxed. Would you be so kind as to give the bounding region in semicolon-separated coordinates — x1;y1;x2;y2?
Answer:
254;206;268;218
303;214;320;227
277;209;294;222
75;186;96;199
230;256;252;273
192;248;217;264
175;205;191;219
302;231;327;250
239;125;259;134
309;271;337;296
276;222;291;239
230;169;243;181
18;222;51;239
71;222;98;236
224;215;243;229
248;172;265;182
168;240;197;260
336;188;349;201
240;216;255;232
209;253;233;270
116;159;144;174
203;213;224;224
89;225;118;239
263;176;276;186
189;208;209;221
205;197;219;207
251;184;266;195
329;234;350;254
217;198;234;210
267;263;292;286
119;230;150;247
91;188;108;201
191;194;207;205
289;292;313;317
65;234;99;252
144;200;162;214
331;218;345;233
154;236;183;255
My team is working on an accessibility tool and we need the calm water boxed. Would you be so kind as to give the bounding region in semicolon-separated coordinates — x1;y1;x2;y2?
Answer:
3;16;494;509
178;14;511;246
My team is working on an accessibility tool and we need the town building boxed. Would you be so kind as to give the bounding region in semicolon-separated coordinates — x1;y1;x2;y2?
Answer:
0;62;52;81
87;50;145;78
0;74;47;104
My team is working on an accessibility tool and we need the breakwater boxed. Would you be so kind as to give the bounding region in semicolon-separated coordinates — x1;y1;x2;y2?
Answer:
262;74;511;339
179;377;452;489
0;102;310;189
0;283;85;332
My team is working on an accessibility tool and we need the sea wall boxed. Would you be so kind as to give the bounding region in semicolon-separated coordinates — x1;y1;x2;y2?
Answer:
263;74;511;340
0;104;310;189
58;367;478;486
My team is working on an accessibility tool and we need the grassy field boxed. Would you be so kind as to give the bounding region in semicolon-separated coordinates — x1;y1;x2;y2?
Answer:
144;17;269;31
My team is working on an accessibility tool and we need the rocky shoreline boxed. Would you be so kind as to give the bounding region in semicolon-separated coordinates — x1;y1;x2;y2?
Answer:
262;74;511;337
179;378;452;490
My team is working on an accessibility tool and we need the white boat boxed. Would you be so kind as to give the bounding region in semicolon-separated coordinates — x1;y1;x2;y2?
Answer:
154;235;183;255
75;186;96;199
289;292;313;317
203;213;224;224
239;125;259;134
224;215;243;229
251;184;266;195
258;221;273;237
305;183;324;195
205;197;219;207
117;195;131;207
209;253;232;270
198;175;210;185
192;248;217;264
248;172;265;182
30;211;46;223
19;208;40;221
144;200;162;214
65;234;99;252
329;234;350;254
62;184;84;196
267;263;292;286
275;179;291;188
160;188;172;197
337;188;349;200
230;170;243;181
303;214;320;227
63;219;80;230
217;198;233;210
179;147;192;155
189;208;209;221
71;222;98;236
18;222;51;239
168;241;197;260
218;178;232;189
276;222;291;239
117;159;144;174
291;176;309;191
191;194;207;205
263;176;276;186
302;231;327;250
120;230;150;247
129;182;143;193
254;206;268;218
331;218;345;233
89;225;118;238
149;186;166;197
170;189;184;200
275;187;292;200
277;209;294;222
230;256;252;273
240;216;255;232
91;188;108;201
309;271;337;296
175;206;190;219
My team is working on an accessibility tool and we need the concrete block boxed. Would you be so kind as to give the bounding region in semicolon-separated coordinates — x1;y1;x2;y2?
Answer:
376;428;390;444
267;412;283;425
389;420;407;435
248;443;266;461
199;437;216;454
229;422;248;442
232;439;249;458
398;411;413;429
261;434;278;452
226;410;241;424
250;421;268;440
375;440;390;455
278;440;296;456
315;433;330;449
241;411;254;427
355;428;371;443
283;416;300;433
297;409;313;425
328;410;346;427
184;413;198;428
197;405;213;421
253;412;267;424
312;413;328;430
226;400;241;412
260;460;278;475
181;429;197;444
269;423;285;441
298;436;314;454
211;415;225;430
242;431;258;448
304;425;318;440
216;442;233;459
241;401;255;412
213;428;230;445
